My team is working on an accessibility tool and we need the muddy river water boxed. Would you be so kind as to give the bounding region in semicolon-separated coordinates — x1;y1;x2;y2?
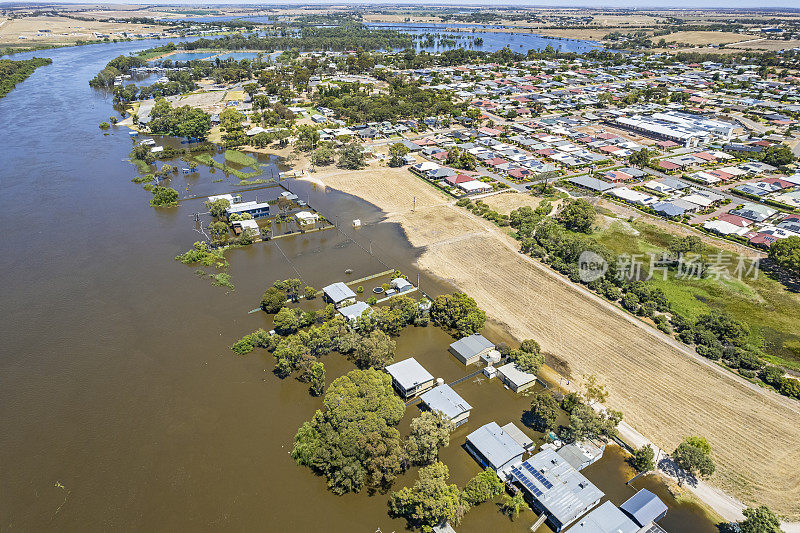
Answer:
0;40;717;532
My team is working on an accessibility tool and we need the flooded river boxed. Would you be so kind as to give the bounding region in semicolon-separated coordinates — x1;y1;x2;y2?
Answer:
0;40;715;532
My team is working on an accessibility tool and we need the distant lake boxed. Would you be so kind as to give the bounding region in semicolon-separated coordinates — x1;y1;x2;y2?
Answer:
168;15;273;24
365;22;604;54
164;51;215;61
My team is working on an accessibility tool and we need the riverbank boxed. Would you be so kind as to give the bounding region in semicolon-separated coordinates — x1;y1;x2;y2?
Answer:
299;165;800;524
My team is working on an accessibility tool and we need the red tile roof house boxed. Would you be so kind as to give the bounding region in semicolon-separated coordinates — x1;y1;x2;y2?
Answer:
604;170;634;183
445;174;475;186
708;169;733;180
658;160;681;172
508;168;531;179
761;178;795;189
486;157;508;167
692;152;716;162
747;232;779;248
432;151;448;161
535;149;557;157
656;140;679;149
718;213;753;227
783;214;800;224
478;127;503;137
599;145;622;154
597;133;617;140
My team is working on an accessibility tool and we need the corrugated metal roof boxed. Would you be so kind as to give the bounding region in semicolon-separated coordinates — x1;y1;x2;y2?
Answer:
620;489;668;527
420;384;472;420
466;422;524;471
566;501;638;533
322;282;356;303
385;358;433;391
449;334;494;359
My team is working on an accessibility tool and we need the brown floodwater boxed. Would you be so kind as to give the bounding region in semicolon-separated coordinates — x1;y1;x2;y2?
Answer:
0;40;719;532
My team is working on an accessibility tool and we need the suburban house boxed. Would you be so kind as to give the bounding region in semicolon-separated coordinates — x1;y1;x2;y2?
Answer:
497;362;538;392
449;334;495;365
226;200;272;219
465;422;525;476
322;282;357;308
510;448;604;532
295;211;320;229
501;422;535;452
420;384;472;427
385;357;435;399
390;277;414;293
565;501;638;533
556;441;605;471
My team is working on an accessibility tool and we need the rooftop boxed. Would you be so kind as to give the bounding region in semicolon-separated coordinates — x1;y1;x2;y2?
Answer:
322;282;356;303
466;422;525;471
565;501;638;533
385;357;434;391
420;384;472;420
620;489;668;527
449;334;495;358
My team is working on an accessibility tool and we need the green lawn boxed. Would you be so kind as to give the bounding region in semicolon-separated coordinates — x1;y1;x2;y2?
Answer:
590;216;800;369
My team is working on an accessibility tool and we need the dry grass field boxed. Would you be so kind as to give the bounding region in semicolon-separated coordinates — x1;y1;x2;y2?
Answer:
734;39;800;51
0;16;165;45
310;167;800;519
656;31;751;46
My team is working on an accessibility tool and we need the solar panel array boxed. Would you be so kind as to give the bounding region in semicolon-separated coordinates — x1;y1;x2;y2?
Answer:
511;466;543;498
522;462;554;489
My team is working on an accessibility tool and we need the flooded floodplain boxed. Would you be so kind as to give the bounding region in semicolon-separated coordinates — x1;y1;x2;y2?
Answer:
0;39;715;532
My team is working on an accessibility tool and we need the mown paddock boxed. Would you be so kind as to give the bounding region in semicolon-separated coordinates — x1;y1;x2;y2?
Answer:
313;166;800;518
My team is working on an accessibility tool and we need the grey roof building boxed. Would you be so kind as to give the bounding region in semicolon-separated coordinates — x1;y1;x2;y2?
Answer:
465;422;525;475
322;282;357;308
651;201;686;218
557;441;605;471
420;384;472;427
510;447;604;532
385;358;435;399
501;422;535;451
449;334;495;366
568;175;615;192
337;301;371;322
620;489;668;527
497;362;538;393
565;501;638;533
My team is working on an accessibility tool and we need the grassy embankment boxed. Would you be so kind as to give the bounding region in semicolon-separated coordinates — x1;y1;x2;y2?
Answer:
591;215;800;371
0;57;52;99
193;150;271;184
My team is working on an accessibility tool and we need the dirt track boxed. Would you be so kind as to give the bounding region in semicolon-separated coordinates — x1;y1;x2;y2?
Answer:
305;167;800;519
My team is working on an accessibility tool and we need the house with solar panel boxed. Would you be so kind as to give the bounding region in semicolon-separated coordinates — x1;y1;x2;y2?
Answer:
464;422;525;477
420;384;472;427
385;357;435;399
509;447;603;532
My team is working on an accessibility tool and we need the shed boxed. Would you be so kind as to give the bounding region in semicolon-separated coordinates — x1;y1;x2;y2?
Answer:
449;334;495;366
620;489;668;527
501;422;535;452
420;384;472;427
497;362;538;393
390;277;413;293
385;358;435;399
465;422;525;475
322;282;357;308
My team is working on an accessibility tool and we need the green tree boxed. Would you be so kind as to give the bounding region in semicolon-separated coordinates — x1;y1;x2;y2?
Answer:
510;339;544;375
292;368;407;494
563;403;622;442
388;462;461;532
430;293;486;338
337;142;366;169
762;144;794;167
500;491;528;520
406;411;454;465
205;198;230;219
630;444;655;472
273;307;301;335
149;186;179;207
528;392;559;431
311;145;335;166
738;505;782;533
673;436;715;479
389;142;410;167
307;361;325;396
557;198;595;233
353;329;396;369
260;286;287;313
208;220;229;244
462;468;504;506
768;236;800;277
304;286;317;299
